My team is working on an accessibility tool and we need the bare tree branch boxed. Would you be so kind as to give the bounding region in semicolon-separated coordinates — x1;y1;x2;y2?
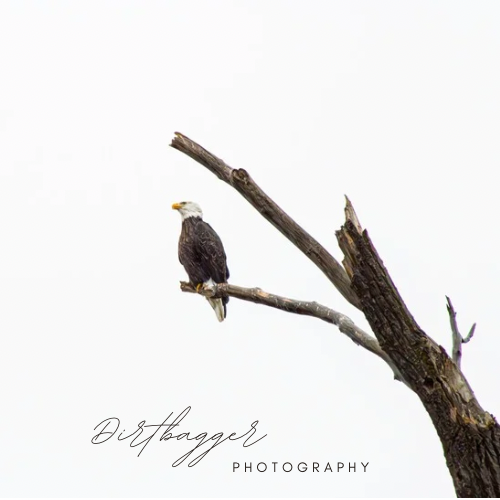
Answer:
172;132;500;496
170;132;361;310
180;280;409;387
446;296;477;369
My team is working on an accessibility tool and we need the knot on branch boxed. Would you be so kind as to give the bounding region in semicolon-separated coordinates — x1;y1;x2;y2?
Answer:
232;168;250;184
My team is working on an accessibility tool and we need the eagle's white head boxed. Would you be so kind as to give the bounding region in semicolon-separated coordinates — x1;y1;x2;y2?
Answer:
172;201;203;220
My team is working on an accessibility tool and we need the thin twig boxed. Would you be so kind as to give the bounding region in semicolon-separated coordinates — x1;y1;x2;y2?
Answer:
171;132;361;310
446;296;476;369
180;281;409;387
463;323;476;344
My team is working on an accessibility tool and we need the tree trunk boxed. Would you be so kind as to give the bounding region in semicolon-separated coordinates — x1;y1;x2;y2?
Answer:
337;219;500;497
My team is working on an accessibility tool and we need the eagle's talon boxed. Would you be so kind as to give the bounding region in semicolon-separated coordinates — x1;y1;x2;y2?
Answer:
196;283;203;292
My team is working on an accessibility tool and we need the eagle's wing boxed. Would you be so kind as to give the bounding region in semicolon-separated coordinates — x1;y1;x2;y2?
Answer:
197;221;229;283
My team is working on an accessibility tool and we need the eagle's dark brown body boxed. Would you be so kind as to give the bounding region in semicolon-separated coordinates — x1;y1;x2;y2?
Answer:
178;216;230;318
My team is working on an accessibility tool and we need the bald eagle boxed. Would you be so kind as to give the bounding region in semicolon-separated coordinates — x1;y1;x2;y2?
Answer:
172;201;230;322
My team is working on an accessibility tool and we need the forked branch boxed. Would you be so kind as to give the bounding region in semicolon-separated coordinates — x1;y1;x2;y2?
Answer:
180;281;408;386
446;296;477;369
171;132;361;309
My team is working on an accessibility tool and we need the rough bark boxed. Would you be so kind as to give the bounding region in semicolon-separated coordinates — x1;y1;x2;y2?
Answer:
171;132;500;497
337;209;500;498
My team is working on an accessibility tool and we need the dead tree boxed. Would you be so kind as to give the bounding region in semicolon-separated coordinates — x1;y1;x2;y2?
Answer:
171;132;500;497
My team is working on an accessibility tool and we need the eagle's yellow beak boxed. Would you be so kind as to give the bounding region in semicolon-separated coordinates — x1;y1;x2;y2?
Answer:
172;202;182;210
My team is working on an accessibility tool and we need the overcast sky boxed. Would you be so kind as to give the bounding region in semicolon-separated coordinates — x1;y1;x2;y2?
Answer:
1;1;499;497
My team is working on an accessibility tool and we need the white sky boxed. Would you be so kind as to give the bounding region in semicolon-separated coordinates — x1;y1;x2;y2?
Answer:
1;1;499;497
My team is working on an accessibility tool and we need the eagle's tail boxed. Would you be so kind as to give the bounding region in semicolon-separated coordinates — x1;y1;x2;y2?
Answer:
207;297;225;322
203;278;227;322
